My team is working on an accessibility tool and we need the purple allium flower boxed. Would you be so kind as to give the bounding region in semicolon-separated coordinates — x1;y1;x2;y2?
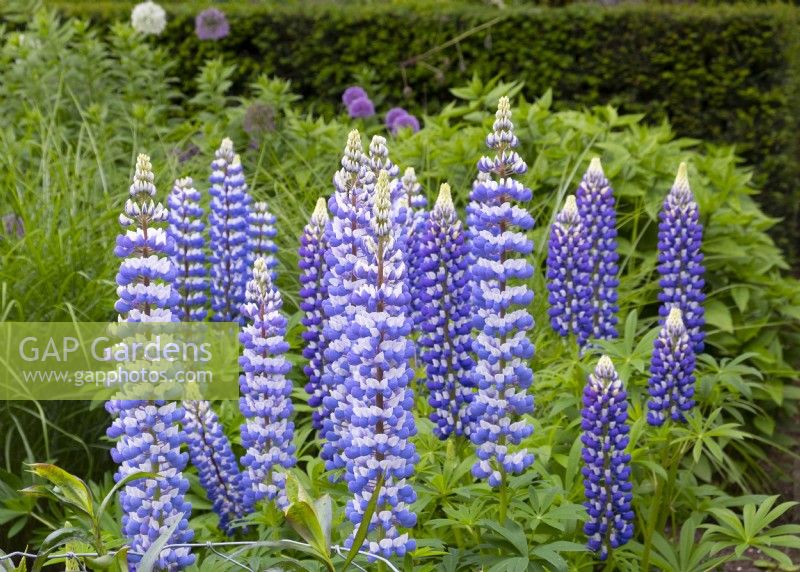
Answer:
348;97;375;119
239;257;296;510
418;183;475;439
299;198;330;430
182;399;245;534
247;201;278;279
390;113;420;135
657;163;705;353
339;171;418;558
467;97;535;487
385;107;408;129
168;177;208;322
546;195;592;343
107;154;194;570
209;138;252;323
581;355;634;561
195;8;230;41
575;158;619;343
647;307;696;425
318;130;374;467
342;86;368;107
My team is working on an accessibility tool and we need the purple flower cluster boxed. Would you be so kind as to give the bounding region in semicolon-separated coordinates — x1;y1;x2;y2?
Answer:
647;307;696;425
195;8;229;41
239;257;296;510
342;86;375;119
168;177;207;322
385;107;420;135
468;97;535;486
401;167;429;332
581;356;634;561
247;200;278;279
299;198;330;429
418;183;475;439
657;163;705;353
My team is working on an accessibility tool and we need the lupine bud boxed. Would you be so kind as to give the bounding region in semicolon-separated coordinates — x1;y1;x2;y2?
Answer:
657;163;705;353
209;138;252;323
107;154;194;570
239;258;296;510
581;356;634;561
247;200;278;279
546;195;592;343
339;171;418;558
468;97;535;487
299;198;330;429
647;307;696;425
167;177;207;321
575;158;619;343
418;183;475;438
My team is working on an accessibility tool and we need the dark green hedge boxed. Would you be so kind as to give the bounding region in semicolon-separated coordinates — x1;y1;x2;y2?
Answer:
49;2;800;260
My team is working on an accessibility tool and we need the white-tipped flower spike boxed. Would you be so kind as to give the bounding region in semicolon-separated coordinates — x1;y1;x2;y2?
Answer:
657;162;705;353
468;97;535;487
247;201;278;279
402;167;430;333
131;1;167;36
299;197;331;429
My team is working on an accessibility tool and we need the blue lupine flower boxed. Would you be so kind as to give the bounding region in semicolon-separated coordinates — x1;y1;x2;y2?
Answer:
581;355;634;561
647;307;696;425
167;177;207;322
575;158;619;342
401;167;429;332
319;130;374;467
339;171;418;558
209;138;252;323
657;163;705;353
239;257;296;510
418;183;475;439
182;399;245;534
546;195;592;343
248;200;278;279
467;97;535;487
299;197;330;430
107;154;194;570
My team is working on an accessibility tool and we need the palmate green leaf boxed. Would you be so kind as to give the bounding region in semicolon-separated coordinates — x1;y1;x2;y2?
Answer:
478;519;528;556
487;556;530;572
26;464;93;519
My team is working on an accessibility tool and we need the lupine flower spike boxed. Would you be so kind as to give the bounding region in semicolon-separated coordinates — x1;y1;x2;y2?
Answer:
546;195;591;342
647;307;696;425
248;200;278;279
657;162;705;353
239;257;296;510
401;167;429;331
209;138;252;323
168;177;207;321
106;154;194;570
575;158;619;343
340;171;418;558
299;198;330;429
468;97;535;486
581;355;634;561
419;183;475;438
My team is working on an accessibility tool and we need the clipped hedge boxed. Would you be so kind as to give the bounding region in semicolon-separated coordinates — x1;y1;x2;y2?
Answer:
48;1;800;259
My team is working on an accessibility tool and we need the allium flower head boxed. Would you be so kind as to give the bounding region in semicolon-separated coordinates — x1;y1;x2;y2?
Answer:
575;157;619;343
546;195;592;342
167;177;207;322
385;107;408;129
342;86;368;107
348;97;375;119
418;183;475;438
390;113;420;135
239;257;296;510
647;307;696;425
581;355;634;561
195;8;230;41
131;1;167;36
657;162;705;353
468;96;535;486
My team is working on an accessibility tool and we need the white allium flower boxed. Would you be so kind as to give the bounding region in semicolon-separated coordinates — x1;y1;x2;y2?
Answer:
131;1;167;36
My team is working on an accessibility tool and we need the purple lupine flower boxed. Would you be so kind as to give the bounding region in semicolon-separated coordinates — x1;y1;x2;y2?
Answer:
182;399;245;534
339;171;418;558
247;201;278;279
209;138;252;323
342;86;368;107
167;177;208;322
546;195;592;343
390;113;420;135
468;97;535;487
647;307;696;425
195;8;230;41
418;183;475;439
106;154;194;570
657;162;705;353
348;97;376;119
299;198;330;430
385;107;408;129
239;257;296;510
575;158;619;342
581;355;634;561
319;130;374;467
401;167;429;332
